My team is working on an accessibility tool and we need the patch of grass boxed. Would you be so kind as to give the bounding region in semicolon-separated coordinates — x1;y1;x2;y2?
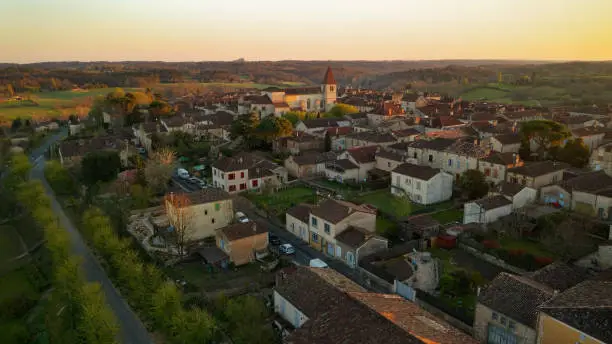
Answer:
376;217;397;236
353;190;413;217
247;186;317;214
171;261;267;292
499;237;556;258
460;87;510;101
430;209;463;224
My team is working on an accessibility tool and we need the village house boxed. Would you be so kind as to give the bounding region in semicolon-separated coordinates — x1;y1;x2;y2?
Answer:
211;153;287;194
165;189;234;241
294;117;349;133
571;127;607;152
506;161;569;189
343;112;369;126
391;128;420;142
323;159;360;183
590;142;612;175
284;151;338;178
33;120;60;132
274;267;478;344
490;182;537;210
340;98;375;113
536;269;612;344
331;145;379;182
308;199;376;257
490;134;522;153
285;204;313;244
391;163;453;205
406;138;456;168
314;126;353;151
132;122;168;153
474;264;591;344
539;171;612;210
463;195;513;224
555;114;602;129
284;132;323;154
478;151;523;185
215;221;268;266
499;110;544;123
334;226;388;268
440;140;486;181
375;149;406;172
344;131;397;149
58;136;132;167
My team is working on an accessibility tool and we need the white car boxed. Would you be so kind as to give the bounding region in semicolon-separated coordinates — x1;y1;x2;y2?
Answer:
235;211;249;223
279;243;295;255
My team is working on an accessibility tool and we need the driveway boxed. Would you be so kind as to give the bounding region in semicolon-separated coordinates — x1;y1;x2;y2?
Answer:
28;132;152;344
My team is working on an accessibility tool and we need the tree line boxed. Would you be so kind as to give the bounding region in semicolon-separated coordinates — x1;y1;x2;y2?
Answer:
5;154;119;344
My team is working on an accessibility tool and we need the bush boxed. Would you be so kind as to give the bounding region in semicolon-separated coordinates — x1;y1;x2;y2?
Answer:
482;240;500;249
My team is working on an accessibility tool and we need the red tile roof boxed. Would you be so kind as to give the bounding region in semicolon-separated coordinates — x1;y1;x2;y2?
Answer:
322;66;336;85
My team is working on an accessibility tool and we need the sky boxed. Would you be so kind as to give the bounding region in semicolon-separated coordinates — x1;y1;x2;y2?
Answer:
1;0;612;63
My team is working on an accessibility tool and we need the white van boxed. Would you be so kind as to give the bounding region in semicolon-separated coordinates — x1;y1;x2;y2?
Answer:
177;168;189;179
309;258;328;268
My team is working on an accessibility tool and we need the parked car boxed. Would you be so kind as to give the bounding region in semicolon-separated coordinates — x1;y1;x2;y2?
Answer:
279;243;295;255
188;177;200;184
309;258;328;268
177;168;189;179
197;180;208;189
235;211;249;223
269;234;281;245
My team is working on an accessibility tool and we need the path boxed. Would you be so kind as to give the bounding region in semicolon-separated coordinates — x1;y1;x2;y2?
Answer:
26;129;152;344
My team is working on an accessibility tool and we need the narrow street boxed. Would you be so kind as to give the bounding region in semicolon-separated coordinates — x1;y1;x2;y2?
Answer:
27;131;152;344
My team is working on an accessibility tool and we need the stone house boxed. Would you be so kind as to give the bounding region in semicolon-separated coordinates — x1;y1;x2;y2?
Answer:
478;152;523;185
463;195;513;224
308;199;377;257
506;161;569;189
212;153;287;194
375;149;406;172
406;138;456;168
490;182;537;210
391;163;453;205
336;145;379;182
334;227;388;268
344;131;397;149
216;221;268;266
284;151;337;178
165;189;234;241
285;204;313;244
490;134;522;153
571;127;607;152
58;136;132;167
285;132;324;154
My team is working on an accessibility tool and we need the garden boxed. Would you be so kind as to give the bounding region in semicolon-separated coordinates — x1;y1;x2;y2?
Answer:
245;186;317;217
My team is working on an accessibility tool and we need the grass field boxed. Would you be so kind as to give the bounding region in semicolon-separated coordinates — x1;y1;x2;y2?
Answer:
430;209;464;224
353;190;413;217
246;186;317;215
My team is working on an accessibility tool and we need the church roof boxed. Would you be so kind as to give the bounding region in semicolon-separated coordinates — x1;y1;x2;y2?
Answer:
322;66;336;85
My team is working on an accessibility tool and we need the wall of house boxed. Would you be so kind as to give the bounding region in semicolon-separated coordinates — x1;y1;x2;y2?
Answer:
589;147;612;175
310;211;376;257
507;170;564;189
441;153;479;179
347;156;375;181
491;139;521;153
221;232;268;266
484;204;513;224
273;291;309;329
285;214;310;243
537;313;604;344
188;200;234;240
474;304;537;344
391;172;453;205
376;156;403;172
579;134;605;152
334;241;356;267
513;188;537;209
356;237;389;264
423;173;453;205
463;202;484;224
479;161;507;185
324;166;359;183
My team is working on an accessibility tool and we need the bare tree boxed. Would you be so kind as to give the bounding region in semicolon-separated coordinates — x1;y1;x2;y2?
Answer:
164;192;194;256
144;148;176;194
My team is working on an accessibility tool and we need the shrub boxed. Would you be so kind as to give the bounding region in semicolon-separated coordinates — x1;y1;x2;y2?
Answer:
482;240;500;249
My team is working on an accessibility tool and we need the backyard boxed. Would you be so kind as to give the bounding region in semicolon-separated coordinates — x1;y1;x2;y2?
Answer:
353;190;414;217
246;186;317;216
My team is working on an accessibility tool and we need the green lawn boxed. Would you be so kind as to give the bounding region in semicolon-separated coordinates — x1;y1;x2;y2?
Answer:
499;237;557;258
353;190;413;217
247;186;317;214
171;261;268;292
430;209;463;224
375;217;397;236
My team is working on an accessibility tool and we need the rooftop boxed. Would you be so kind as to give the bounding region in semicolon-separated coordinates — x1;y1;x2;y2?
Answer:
392;163;442;181
181;188;232;205
310;199;373;224
218;221;268;241
473;195;512;210
508;161;569;178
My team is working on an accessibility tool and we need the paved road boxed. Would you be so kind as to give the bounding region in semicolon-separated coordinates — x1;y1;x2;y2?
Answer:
27;131;152;344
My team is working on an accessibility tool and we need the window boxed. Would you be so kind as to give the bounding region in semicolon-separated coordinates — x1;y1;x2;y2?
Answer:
311;232;319;242
456;160;461;169
493;169;499;178
324;223;331;234
484;168;491;176
229;185;236;192
240;183;247;190
215;203;220;211
508;321;516;330
228;173;235;180
205;210;208;215
240;172;244;178
500;317;507;325
330;86;335;92
388;162;391;168
492;312;498;320
413;152;417;159
252;179;259;187
307;99;311;109
448;159;452;166
211;218;215;224
311;217;318;227
428;154;433;162
406;178;411;185
416;181;421;190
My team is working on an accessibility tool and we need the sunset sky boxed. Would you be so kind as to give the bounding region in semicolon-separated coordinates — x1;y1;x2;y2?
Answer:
2;0;611;63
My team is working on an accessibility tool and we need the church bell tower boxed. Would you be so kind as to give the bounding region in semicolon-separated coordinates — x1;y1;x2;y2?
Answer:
321;66;337;111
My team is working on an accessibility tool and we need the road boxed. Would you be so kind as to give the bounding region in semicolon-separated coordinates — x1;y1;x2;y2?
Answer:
27;130;152;344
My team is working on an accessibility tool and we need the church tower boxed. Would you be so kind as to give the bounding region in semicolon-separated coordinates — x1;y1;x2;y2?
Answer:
321;66;337;111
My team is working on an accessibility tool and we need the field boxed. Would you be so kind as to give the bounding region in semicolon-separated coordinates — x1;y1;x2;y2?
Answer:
246;186;317;215
353;190;413;217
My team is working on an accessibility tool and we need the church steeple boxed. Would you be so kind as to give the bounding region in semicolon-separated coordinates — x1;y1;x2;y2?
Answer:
322;66;336;85
322;67;337;111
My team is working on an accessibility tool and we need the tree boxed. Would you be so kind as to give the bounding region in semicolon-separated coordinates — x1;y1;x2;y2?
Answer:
44;160;77;195
130;184;151;209
144;148;176;194
556;139;590;168
164;193;194;256
460;169;489;200
326;104;358;118
324;131;332;152
224;296;274;344
81;150;122;185
520;120;571;158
